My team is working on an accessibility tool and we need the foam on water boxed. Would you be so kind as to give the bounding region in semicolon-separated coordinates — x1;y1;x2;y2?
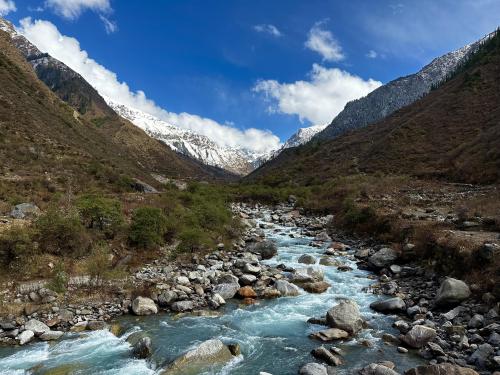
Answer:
0;210;425;374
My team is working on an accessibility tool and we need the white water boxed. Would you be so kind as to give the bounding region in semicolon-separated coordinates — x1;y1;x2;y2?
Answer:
0;214;424;374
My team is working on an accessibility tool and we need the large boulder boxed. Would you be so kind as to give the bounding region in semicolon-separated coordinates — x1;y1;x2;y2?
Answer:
171;300;194;312
468;343;494;369
162;339;234;375
132;337;152;359
18;330;34;345
309;328;349;341
434;278;471;306
368;248;398;269
360;363;400;375
158;291;178;307
292;267;324;283
274;280;300;297
131;297;158;316
24;319;50;336
302;281;330;294
299;362;334;375
212;283;240;300
402;325;436;348
40;331;64;341
298;254;317;265
251;241;278;260
10;203;40;219
404;363;479;375
370;297;406;313
326;300;364;334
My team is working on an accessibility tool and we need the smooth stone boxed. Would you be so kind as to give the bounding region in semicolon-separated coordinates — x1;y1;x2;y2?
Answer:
18;330;34;345
435;278;471;306
370;297;406;313
132;297;158;316
402;325;436;348
326;299;364;334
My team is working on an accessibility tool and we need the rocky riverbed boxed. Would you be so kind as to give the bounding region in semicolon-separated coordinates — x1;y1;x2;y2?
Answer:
0;202;498;374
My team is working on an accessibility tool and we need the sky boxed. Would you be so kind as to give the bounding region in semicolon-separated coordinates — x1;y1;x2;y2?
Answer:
2;0;500;153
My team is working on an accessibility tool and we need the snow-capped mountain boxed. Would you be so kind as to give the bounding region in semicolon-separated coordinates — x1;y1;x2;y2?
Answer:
108;101;258;175
281;124;327;149
316;31;497;141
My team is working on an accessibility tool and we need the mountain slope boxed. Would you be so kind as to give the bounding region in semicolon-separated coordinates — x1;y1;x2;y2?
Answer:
108;101;254;175
315;32;495;141
249;30;500;185
0;27;230;200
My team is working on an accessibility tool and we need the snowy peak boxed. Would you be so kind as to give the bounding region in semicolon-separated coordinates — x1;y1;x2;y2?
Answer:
282;124;327;149
108;101;256;176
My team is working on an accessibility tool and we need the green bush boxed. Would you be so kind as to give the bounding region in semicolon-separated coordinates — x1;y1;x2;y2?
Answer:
0;225;34;268
77;194;124;237
47;262;68;293
35;207;90;257
177;227;211;253
85;243;112;284
129;207;168;249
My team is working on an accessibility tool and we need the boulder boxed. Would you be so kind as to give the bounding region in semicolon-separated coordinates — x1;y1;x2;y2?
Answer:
274;280;300;296
435;278;471;306
212;283;240;300
10;203;40;219
309;328;349;341
251;241;278;260
162;339;234;375
298;254;317;265
468;343;494;369
368;248;398;269
302;281;331;294
132;337;152;359
404;363;479;375
40;331;64;341
370;297;406;313
319;257;341;267
402;325;436;348
158;291;178;307
292;267;324;283
131;178;158;193
18;330;34;345
87;321;107;331
131;297;158;316
243;263;261;274
360;363;400;375
238;286;257;299
298;363;334;375
311;346;343;366
326;300;364;334
171;300;194;312
315;232;331;242
24;319;50;336
239;274;257;285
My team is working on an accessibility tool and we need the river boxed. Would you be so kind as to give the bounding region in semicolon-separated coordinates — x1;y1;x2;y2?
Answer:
0;210;424;374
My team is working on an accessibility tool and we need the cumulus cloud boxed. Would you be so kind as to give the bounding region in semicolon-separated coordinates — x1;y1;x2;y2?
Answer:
253;24;282;37
45;0;111;19
254;64;382;125
18;18;281;154
305;21;344;62
0;0;16;16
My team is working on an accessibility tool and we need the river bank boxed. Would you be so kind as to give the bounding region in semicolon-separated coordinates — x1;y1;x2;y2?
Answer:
0;202;498;374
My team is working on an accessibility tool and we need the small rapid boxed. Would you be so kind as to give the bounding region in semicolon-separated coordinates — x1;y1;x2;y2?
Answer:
0;210;424;374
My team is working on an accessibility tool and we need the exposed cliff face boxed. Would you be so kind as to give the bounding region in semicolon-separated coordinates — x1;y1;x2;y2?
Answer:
316;32;496;141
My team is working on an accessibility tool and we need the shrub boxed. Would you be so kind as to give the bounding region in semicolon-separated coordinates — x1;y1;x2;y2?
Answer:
47;262;68;293
129;207;167;249
177;227;211;253
77;194;124;237
85;243;112;285
0;225;34;268
35;207;90;257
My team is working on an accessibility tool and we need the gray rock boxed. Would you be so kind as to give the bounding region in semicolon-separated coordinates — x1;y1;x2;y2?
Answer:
311;346;343;366
299;362;334;375
158;291;178;307
309;328;349;341
402;325;436;348
239;274;257;285
326;300;364;334
171;300;194;312
368;248;398;269
435;278;471;306
250;241;278;260
131;297;158;316
212;283;240;299
274;280;300;297
468;343;494;369
243;263;261;274
370;297;406;313
87;321;107;331
468;314;484;328
24;319;50;336
292;267;324;283
132;336;152;359
18;330;34;345
405;363;480;375
131;178;158;193
10;203;40;219
40;330;64;341
298;254;317;265
359;363;400;375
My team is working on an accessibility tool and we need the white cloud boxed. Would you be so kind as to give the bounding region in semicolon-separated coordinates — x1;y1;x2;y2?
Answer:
253;24;282;37
18;18;281;154
305;21;344;62
99;14;117;34
0;0;16;16
366;50;378;58
254;64;382;125
45;0;111;19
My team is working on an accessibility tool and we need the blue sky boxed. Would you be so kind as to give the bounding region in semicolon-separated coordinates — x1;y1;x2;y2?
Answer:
2;0;500;151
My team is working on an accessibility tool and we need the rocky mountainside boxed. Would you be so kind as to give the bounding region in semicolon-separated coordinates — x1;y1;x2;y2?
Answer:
249;30;500;185
315;31;496;141
281;124;327;149
0;24;230;200
108;101;255;176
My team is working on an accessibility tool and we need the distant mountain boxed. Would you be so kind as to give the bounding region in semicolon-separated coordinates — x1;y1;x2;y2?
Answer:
316;31;496;141
249;30;500;185
281;124;327;149
108;101;256;175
